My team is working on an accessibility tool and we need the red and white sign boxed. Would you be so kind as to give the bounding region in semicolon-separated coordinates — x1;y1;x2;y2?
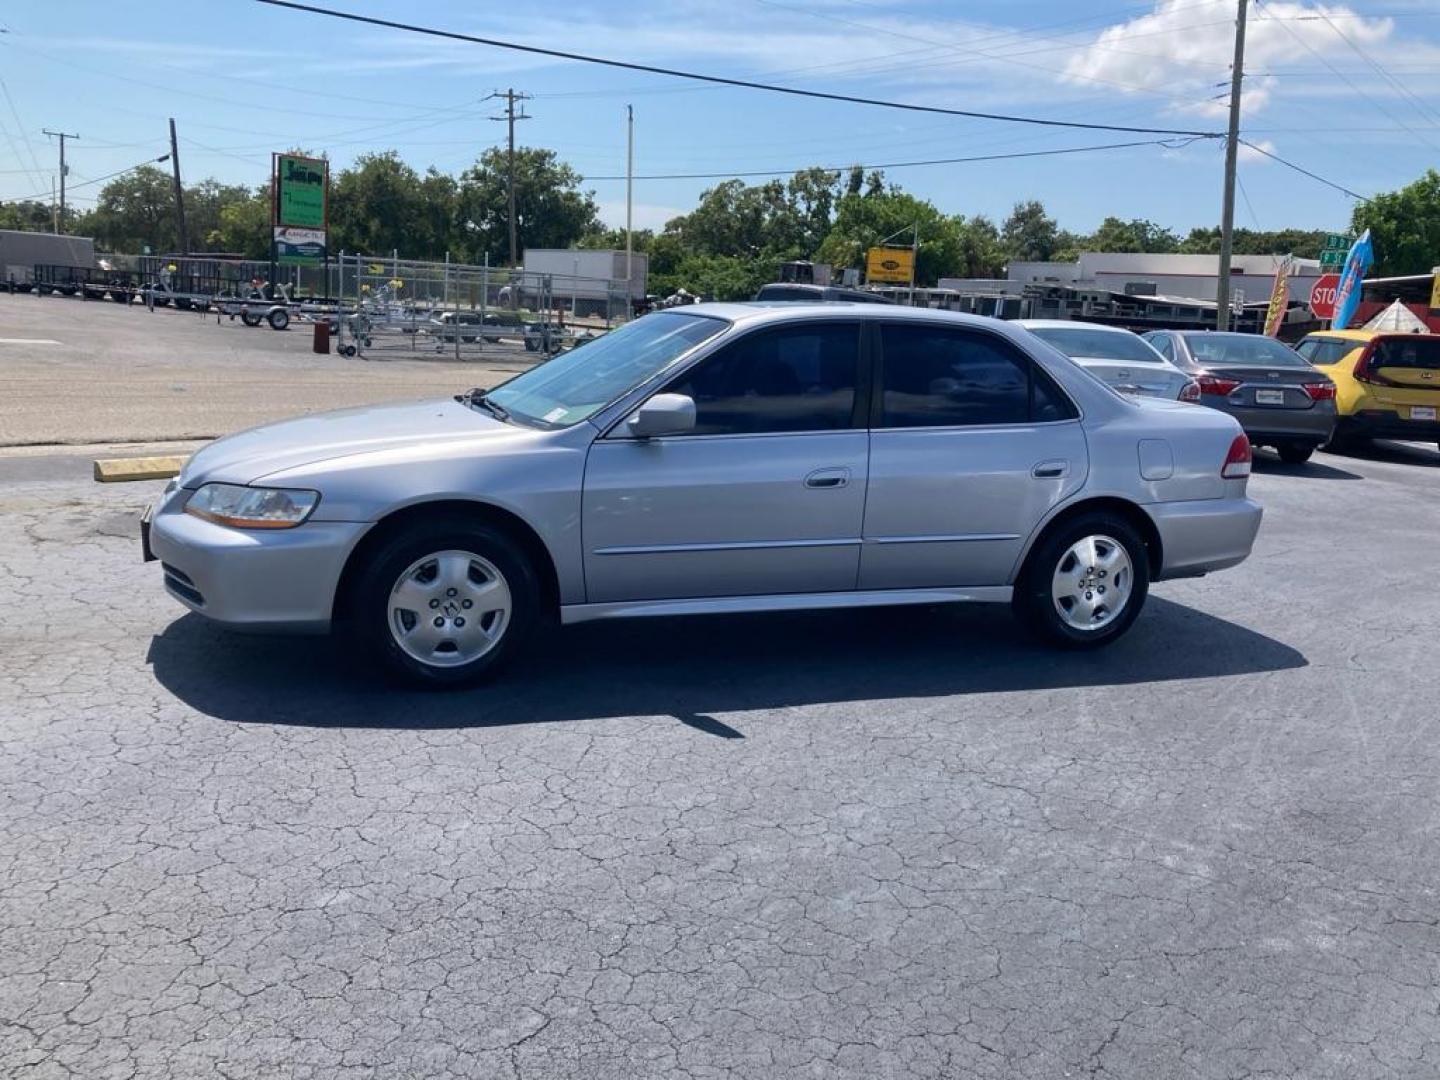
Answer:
1309;273;1341;320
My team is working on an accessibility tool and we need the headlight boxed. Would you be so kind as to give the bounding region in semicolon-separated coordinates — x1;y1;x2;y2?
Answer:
184;483;320;529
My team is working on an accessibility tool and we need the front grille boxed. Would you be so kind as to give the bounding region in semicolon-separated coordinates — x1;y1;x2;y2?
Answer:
161;563;205;607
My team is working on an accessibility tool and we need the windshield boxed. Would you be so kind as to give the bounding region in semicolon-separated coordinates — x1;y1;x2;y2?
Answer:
1028;326;1165;365
484;312;728;427
1182;333;1311;367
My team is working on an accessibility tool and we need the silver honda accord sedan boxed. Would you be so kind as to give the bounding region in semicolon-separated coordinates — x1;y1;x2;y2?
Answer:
144;304;1263;687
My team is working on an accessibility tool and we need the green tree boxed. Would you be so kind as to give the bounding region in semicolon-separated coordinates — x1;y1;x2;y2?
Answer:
1083;216;1179;254
1176;226;1327;258
210;187;271;259
0;199;58;232
453;147;600;265
84;165;177;252
1001;199;1061;261
329;151;429;257
816;186;966;286
1351;169;1440;276
952;214;1006;278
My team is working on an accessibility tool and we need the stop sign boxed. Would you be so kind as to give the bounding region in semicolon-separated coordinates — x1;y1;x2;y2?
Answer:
1309;273;1341;320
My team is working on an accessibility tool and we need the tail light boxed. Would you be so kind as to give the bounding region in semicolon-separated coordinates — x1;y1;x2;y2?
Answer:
1179;379;1201;402
1352;342;1396;387
1301;381;1336;401
1221;433;1252;479
1196;373;1242;396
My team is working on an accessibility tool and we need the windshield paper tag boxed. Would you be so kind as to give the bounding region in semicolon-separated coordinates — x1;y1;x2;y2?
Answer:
543;407;568;423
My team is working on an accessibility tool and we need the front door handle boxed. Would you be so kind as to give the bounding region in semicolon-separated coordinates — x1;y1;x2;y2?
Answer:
804;467;851;489
1032;460;1069;479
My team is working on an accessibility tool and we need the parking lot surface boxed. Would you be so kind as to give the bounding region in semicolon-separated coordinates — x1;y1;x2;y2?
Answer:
2;441;1439;1079
0;293;531;446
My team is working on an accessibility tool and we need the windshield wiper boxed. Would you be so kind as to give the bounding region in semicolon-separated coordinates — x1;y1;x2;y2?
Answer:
459;388;510;422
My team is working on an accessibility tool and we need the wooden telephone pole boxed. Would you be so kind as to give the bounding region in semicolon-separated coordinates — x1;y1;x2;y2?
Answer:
487;89;531;268
42;129;79;233
1215;0;1248;332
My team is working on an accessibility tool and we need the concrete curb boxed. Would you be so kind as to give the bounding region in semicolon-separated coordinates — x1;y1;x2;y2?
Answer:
93;456;188;483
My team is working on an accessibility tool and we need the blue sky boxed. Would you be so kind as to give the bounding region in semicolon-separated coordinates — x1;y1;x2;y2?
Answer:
2;0;1438;238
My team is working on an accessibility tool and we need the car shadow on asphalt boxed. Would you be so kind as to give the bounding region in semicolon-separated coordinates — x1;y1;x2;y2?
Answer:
1326;440;1440;469
1251;454;1363;481
146;597;1307;734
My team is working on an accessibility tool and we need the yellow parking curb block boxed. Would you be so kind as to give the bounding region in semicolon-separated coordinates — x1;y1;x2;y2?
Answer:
93;455;188;483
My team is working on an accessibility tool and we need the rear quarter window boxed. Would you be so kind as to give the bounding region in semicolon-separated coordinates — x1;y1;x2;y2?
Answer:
1295;337;1357;366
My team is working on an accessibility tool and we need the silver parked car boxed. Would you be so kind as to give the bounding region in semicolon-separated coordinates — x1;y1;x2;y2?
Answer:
1018;320;1198;402
143;304;1262;687
1141;330;1336;464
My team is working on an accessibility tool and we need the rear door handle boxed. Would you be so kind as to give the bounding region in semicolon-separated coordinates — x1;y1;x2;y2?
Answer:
805;467;851;489
1032;460;1069;479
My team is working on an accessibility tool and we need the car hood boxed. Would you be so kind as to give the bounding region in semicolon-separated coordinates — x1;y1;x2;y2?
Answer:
180;398;516;486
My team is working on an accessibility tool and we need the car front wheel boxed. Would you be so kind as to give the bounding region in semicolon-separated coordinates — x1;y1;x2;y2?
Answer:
349;518;539;687
1013;514;1149;649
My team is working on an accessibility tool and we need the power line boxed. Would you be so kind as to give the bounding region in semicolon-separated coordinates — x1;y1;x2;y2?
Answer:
1310;9;1440;129
1252;0;1440;154
584;137;1199;181
252;0;1222;139
1237;139;1367;201
13;151;171;203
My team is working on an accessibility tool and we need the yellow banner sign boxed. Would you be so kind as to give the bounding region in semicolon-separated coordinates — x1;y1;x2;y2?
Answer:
1429;272;1440;312
1263;257;1291;337
866;247;914;284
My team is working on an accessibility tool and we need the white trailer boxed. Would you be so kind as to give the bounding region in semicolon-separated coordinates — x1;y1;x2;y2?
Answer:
521;248;648;309
1;230;97;288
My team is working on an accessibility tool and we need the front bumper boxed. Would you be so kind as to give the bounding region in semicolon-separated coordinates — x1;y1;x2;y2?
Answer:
1148;496;1263;580
148;492;368;633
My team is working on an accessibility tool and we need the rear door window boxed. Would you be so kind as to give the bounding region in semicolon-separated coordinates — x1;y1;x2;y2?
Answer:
878;324;1077;427
1294;337;1356;366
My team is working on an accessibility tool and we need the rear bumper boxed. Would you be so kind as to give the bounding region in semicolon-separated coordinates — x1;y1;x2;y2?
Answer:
1340;412;1440;442
1148;496;1263;581
1201;401;1335;444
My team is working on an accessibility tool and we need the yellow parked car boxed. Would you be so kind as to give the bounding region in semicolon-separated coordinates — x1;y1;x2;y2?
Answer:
1294;329;1440;450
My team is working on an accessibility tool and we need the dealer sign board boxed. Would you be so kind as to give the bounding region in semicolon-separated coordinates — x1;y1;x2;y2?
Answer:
273;154;328;264
866;246;914;285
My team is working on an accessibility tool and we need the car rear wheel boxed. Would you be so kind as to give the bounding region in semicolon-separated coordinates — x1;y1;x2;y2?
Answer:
349;518;539;687
1276;442;1314;464
1013;514;1149;649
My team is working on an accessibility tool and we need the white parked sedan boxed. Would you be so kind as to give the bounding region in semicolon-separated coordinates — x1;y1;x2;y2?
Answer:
1019;320;1199;402
145;304;1261;687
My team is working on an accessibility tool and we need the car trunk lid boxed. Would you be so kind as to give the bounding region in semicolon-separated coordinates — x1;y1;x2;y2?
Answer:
1074;358;1190;400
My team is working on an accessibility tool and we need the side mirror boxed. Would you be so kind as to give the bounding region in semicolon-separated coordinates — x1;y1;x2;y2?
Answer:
626;393;696;439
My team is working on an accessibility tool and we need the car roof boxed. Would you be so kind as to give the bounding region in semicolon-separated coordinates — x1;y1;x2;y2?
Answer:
1303;329;1380;341
681;302;1021;331
1015;319;1138;334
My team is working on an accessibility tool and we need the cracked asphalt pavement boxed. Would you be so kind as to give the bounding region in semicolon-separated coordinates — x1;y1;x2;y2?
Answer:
2;441;1439;1078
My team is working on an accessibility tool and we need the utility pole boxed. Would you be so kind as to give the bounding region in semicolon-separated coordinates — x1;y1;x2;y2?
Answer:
167;118;188;255
625;104;634;312
487;89;531;269
1215;0;1248;332
42;129;79;234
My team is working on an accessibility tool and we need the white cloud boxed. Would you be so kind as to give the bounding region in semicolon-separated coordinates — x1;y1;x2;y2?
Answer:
1063;1;1393;117
1237;137;1276;162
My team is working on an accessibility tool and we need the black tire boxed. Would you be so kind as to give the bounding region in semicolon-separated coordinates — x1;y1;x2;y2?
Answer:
1276;442;1314;465
240;311;263;327
347;516;540;688
267;307;290;331
1012;512;1150;649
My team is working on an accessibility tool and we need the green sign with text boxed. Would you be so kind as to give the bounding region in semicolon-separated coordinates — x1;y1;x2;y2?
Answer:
274;154;327;230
